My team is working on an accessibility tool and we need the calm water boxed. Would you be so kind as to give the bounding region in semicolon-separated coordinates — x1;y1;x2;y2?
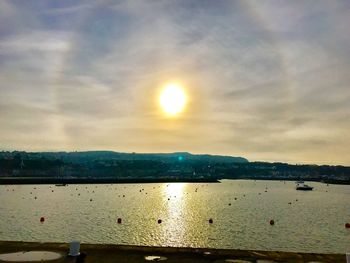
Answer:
0;180;349;253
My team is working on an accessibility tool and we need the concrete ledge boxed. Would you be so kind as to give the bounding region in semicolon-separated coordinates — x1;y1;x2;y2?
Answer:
0;241;346;263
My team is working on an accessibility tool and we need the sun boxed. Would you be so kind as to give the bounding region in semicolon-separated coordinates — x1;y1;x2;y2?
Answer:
159;83;187;116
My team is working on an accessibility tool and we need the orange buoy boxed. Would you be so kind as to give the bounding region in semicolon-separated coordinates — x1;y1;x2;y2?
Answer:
269;219;275;225
40;217;45;223
117;218;122;224
209;218;213;224
158;219;162;224
345;223;350;228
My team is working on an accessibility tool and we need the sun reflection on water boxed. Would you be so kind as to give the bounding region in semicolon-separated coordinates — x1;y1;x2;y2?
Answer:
164;183;185;199
160;183;187;245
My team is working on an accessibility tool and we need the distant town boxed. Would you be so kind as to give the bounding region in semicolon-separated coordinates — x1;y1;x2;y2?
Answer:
0;151;349;184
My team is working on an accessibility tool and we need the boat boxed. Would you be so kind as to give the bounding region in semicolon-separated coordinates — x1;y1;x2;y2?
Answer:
296;183;313;191
55;183;67;187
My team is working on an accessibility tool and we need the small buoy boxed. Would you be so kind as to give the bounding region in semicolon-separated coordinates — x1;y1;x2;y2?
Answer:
52;190;54;192
40;217;45;222
228;203;231;206
117;218;122;224
122;195;125;197
90;198;93;202
209;218;213;224
269;219;275;225
157;219;162;224
34;196;37;199
288;202;292;205
345;223;350;228
234;197;237;200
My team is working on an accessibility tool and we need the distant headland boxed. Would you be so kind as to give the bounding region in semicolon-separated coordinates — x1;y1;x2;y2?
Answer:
0;151;349;184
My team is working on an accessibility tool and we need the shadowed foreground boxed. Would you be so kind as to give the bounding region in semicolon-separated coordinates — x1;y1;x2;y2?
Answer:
0;241;346;263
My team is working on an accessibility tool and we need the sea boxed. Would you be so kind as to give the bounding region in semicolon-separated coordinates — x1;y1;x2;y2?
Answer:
0;180;349;253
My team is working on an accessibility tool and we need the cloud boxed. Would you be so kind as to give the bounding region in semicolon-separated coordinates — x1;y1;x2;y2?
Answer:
0;0;349;165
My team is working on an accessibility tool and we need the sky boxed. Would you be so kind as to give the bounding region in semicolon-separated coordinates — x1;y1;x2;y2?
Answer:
0;0;349;165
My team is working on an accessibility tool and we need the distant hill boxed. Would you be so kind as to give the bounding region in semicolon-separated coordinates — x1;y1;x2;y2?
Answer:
1;150;349;185
26;151;248;164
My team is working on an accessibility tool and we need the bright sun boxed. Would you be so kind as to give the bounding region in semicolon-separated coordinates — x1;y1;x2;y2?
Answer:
159;83;187;116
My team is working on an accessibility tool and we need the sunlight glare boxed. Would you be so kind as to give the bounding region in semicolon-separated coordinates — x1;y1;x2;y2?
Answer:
159;84;187;116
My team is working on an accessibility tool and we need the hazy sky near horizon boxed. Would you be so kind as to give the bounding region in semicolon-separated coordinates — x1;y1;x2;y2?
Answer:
0;0;349;165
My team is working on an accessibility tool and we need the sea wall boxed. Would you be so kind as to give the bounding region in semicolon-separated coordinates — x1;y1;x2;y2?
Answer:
0;241;346;263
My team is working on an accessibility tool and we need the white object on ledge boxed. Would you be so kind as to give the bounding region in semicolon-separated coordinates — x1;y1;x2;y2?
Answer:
68;241;80;256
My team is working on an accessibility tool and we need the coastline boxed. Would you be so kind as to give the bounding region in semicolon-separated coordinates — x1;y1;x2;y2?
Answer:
0;241;346;263
0;177;220;185
1;177;349;185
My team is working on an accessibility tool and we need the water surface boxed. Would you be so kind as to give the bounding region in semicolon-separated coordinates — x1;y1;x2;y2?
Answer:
0;180;349;253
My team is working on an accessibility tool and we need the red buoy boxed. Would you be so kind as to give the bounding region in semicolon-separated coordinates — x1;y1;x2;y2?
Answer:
345;223;350;228
209;218;213;224
158;219;162;224
117;218;122;224
40;217;45;223
269;219;275;225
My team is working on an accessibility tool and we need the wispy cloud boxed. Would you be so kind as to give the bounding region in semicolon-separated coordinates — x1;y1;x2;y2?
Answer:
0;0;349;165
